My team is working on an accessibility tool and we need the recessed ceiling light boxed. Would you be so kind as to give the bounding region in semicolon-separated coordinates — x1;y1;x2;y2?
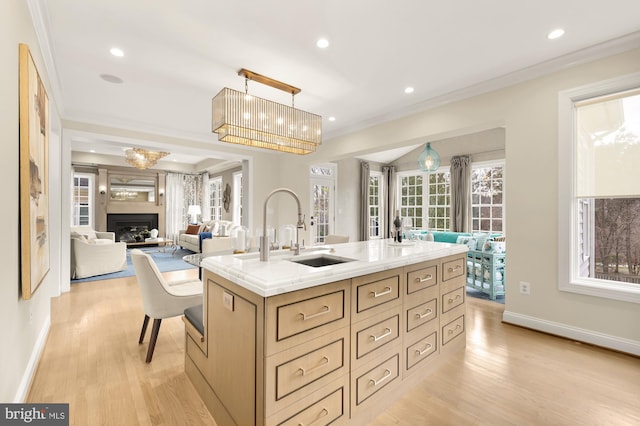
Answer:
547;28;565;40
404;87;414;94
100;74;123;84
316;38;329;49
89;149;96;153
328;116;336;122
110;47;124;57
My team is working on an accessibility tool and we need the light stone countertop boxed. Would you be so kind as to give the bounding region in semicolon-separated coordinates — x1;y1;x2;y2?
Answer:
200;239;468;297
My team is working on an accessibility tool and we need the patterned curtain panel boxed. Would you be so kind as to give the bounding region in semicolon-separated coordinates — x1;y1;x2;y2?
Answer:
165;173;185;242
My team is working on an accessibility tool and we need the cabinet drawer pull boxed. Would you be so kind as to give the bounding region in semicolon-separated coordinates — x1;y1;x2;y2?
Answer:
370;286;392;298
447;294;462;304
415;308;433;319
369;369;391;387
370;327;392;342
415;343;433;356
300;305;330;320
416;274;433;283
447;324;462;335
298;356;329;376
448;265;462;272
298;408;328;426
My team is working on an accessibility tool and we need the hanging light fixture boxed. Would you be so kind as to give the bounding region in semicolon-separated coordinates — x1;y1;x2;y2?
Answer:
125;148;170;170
417;143;441;172
212;69;322;155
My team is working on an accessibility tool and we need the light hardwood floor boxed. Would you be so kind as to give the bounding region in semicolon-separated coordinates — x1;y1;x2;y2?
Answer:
28;270;639;425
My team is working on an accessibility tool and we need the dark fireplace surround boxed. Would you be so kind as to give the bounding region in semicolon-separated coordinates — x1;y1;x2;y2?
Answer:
107;213;159;243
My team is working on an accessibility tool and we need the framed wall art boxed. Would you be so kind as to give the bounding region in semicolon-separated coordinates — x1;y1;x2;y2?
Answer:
19;43;50;299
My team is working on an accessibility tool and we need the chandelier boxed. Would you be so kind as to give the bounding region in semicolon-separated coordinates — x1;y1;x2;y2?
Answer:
212;69;322;155
125;148;169;170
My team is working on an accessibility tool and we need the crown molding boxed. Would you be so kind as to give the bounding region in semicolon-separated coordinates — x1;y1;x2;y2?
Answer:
326;31;640;142
27;0;65;115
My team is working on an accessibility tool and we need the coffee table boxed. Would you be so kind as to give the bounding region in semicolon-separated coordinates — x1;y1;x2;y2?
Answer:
126;238;178;255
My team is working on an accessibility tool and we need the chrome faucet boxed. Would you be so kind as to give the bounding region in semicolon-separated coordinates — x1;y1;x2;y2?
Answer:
260;188;306;261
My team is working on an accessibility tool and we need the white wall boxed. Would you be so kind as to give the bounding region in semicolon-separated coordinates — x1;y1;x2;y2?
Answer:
318;48;640;353
335;158;360;242
392;127;505;172
0;0;62;402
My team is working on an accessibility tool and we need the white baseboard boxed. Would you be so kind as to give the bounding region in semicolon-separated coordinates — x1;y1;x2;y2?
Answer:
14;315;51;402
502;310;640;356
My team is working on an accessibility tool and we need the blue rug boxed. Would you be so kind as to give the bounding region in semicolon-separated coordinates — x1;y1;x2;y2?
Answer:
71;247;197;283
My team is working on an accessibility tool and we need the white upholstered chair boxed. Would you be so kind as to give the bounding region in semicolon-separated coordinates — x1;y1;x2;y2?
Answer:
325;234;350;244
70;227;127;279
131;249;203;362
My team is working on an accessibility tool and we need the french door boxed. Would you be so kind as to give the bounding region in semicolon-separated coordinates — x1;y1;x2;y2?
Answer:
309;165;336;245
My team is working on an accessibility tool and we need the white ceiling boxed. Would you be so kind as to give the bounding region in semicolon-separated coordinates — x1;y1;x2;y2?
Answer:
33;0;640;164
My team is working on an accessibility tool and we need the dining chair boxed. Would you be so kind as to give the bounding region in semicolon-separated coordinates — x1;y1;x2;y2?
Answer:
131;249;203;362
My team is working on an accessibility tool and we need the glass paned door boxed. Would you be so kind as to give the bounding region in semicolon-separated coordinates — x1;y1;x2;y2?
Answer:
310;178;334;244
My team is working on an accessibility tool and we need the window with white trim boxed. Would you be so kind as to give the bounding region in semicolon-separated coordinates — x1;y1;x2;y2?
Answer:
559;75;640;303
72;173;93;226
398;169;450;231
369;171;383;238
471;162;504;233
208;176;222;221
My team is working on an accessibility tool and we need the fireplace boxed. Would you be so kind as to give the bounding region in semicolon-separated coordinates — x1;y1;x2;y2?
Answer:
107;213;159;243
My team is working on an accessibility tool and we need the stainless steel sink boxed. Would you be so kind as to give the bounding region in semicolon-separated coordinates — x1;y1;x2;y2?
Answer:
289;254;355;267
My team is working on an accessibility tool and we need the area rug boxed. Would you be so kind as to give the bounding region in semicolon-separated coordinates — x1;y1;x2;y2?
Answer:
71;247;197;284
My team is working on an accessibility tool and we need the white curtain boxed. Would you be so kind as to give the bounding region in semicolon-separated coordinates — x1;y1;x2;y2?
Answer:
360;162;370;241
165;173;185;242
383;166;396;239
450;155;472;232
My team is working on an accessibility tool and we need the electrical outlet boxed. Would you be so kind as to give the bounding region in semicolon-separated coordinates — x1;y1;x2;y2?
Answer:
519;281;531;295
223;291;234;311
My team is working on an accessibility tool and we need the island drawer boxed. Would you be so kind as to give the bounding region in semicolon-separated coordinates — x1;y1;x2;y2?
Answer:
442;256;466;281
352;307;401;365
406;298;438;332
269;377;348;426
352;269;402;320
406;264;438;294
442;314;465;347
265;327;348;417
266;280;350;356
405;331;438;371
352;353;401;412
441;286;465;314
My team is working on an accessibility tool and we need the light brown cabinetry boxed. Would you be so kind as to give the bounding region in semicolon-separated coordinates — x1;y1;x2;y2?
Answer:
185;253;466;425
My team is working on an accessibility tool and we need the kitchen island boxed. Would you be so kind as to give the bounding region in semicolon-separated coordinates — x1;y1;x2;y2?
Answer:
185;239;468;425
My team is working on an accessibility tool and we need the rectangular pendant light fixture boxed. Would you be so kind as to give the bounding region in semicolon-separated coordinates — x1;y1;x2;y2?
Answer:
212;69;322;155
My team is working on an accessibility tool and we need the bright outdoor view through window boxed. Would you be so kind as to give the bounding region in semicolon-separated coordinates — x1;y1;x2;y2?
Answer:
576;89;640;286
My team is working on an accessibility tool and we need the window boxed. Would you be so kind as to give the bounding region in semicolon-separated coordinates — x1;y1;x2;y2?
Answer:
209;177;222;221
398;170;450;231
427;171;450;231
232;172;242;226
559;74;640;303
72;173;93;226
369;172;383;238
471;162;504;233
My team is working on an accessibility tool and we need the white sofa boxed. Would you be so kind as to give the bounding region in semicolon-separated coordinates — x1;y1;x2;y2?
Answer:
70;226;127;279
178;220;233;253
201;236;232;254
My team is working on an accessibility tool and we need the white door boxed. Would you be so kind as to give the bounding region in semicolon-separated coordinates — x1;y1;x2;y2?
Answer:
309;165;336;245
